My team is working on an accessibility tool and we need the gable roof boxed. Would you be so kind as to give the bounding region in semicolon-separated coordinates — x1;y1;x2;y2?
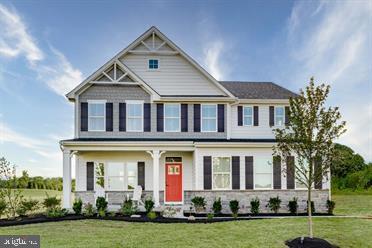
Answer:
219;81;298;99
66;26;235;100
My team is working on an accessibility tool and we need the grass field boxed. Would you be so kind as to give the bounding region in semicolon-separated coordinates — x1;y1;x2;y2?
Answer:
0;190;370;247
20;189;61;201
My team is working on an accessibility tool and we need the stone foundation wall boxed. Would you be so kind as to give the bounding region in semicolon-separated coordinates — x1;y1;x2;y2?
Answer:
184;190;329;213
75;189;329;213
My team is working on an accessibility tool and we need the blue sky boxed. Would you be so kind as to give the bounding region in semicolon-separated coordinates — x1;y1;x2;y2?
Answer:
0;0;371;177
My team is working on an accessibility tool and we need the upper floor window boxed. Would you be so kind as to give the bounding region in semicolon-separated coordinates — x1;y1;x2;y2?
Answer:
88;101;106;131
164;103;180;132
275;106;285;126
127;101;143;132
212;157;231;190
201;104;217;132
243;106;253;126
148;59;159;69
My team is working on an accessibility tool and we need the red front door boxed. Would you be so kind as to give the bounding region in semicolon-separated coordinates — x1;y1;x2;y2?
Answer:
165;163;182;202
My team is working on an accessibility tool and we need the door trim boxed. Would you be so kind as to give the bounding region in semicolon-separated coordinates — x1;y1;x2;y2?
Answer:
164;162;183;205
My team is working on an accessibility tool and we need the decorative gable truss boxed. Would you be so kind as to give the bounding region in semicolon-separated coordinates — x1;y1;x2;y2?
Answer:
128;31;178;55
92;62;135;84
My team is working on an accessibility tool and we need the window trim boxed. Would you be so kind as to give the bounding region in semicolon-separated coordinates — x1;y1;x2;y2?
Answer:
243;105;253;126
253;157;274;190
164;103;181;132
126;100;144;132
201;104;217;132
211;156;232;190
148;58;160;70
105;161;139;191
274;106;285;127
87;100;106;132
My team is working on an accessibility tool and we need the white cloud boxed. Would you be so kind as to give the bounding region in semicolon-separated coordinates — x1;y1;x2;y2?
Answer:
0;3;82;97
286;1;372;161
0;4;43;62
203;40;226;80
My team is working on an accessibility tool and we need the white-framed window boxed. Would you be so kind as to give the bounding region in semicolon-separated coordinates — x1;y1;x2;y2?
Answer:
95;162;105;190
243;106;253;126
164;103;180;132
212;157;231;190
148;59;159;69
88;100;106;131
107;162;125;190
254;157;273;189
127;162;137;190
201;104;217;132
275;106;285;126
126;101;143;132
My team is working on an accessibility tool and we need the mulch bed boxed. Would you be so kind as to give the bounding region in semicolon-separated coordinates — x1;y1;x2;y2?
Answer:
0;212;331;227
183;212;332;217
285;237;339;248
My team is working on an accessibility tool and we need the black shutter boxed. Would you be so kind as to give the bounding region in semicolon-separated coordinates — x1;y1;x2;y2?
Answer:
269;106;274;127
273;156;281;189
286;156;295;189
245;156;254;189
218;104;225;132
106;103;113;132
285;106;290;126
254;106;259;126
181;104;188;132
203;156;212;189
232;156;240;189
86;162;94;191
144;103;151;132
119;103;126;132
237;106;243;126
81;102;88;131
138;162;145;190
314;158;322;189
194;104;201;132
157;103;164;132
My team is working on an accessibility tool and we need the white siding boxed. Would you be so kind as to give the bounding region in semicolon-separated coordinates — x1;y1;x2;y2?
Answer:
231;104;276;139
121;54;225;96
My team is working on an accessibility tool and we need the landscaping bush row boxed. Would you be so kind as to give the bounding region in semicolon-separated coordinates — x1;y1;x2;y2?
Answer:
190;196;336;218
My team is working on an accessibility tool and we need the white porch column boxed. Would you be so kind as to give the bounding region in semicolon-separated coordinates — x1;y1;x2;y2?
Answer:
153;150;160;207
63;149;72;209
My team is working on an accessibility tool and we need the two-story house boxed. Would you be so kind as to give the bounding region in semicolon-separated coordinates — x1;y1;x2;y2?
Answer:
60;26;330;213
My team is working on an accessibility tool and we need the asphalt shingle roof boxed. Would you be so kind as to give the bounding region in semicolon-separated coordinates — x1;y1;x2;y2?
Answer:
219;81;298;99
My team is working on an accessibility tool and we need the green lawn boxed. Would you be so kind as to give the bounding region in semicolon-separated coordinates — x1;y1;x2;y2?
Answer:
0;218;371;247
0;190;370;247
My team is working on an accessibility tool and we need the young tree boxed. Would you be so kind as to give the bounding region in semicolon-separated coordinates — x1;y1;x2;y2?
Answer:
17;170;30;189
273;78;346;238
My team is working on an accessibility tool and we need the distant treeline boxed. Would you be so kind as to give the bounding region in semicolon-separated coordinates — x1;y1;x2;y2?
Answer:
0;170;75;191
331;143;372;191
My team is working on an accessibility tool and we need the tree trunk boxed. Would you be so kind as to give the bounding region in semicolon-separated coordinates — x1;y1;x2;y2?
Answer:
307;186;313;238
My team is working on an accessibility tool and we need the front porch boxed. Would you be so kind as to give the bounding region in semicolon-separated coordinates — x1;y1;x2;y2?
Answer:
61;140;196;209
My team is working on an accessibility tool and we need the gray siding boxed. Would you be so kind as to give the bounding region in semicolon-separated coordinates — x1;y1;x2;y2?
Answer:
78;84;227;138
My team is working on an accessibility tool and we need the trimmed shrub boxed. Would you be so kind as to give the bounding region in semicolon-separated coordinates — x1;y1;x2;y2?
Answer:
95;197;108;212
250;197;260;215
121;199;137;216
98;208;106;217
287;197;298;215
147;211;157;220
191;196;206;212
305;201;315;214
43;194;61;210
145;199;155;213
212;198;222;214
73;198;83;215
267;196;281;214
17;199;39;216
83;203;95;217
229;200;239;218
0;199;6;218
46;208;68;218
326;200;336;215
